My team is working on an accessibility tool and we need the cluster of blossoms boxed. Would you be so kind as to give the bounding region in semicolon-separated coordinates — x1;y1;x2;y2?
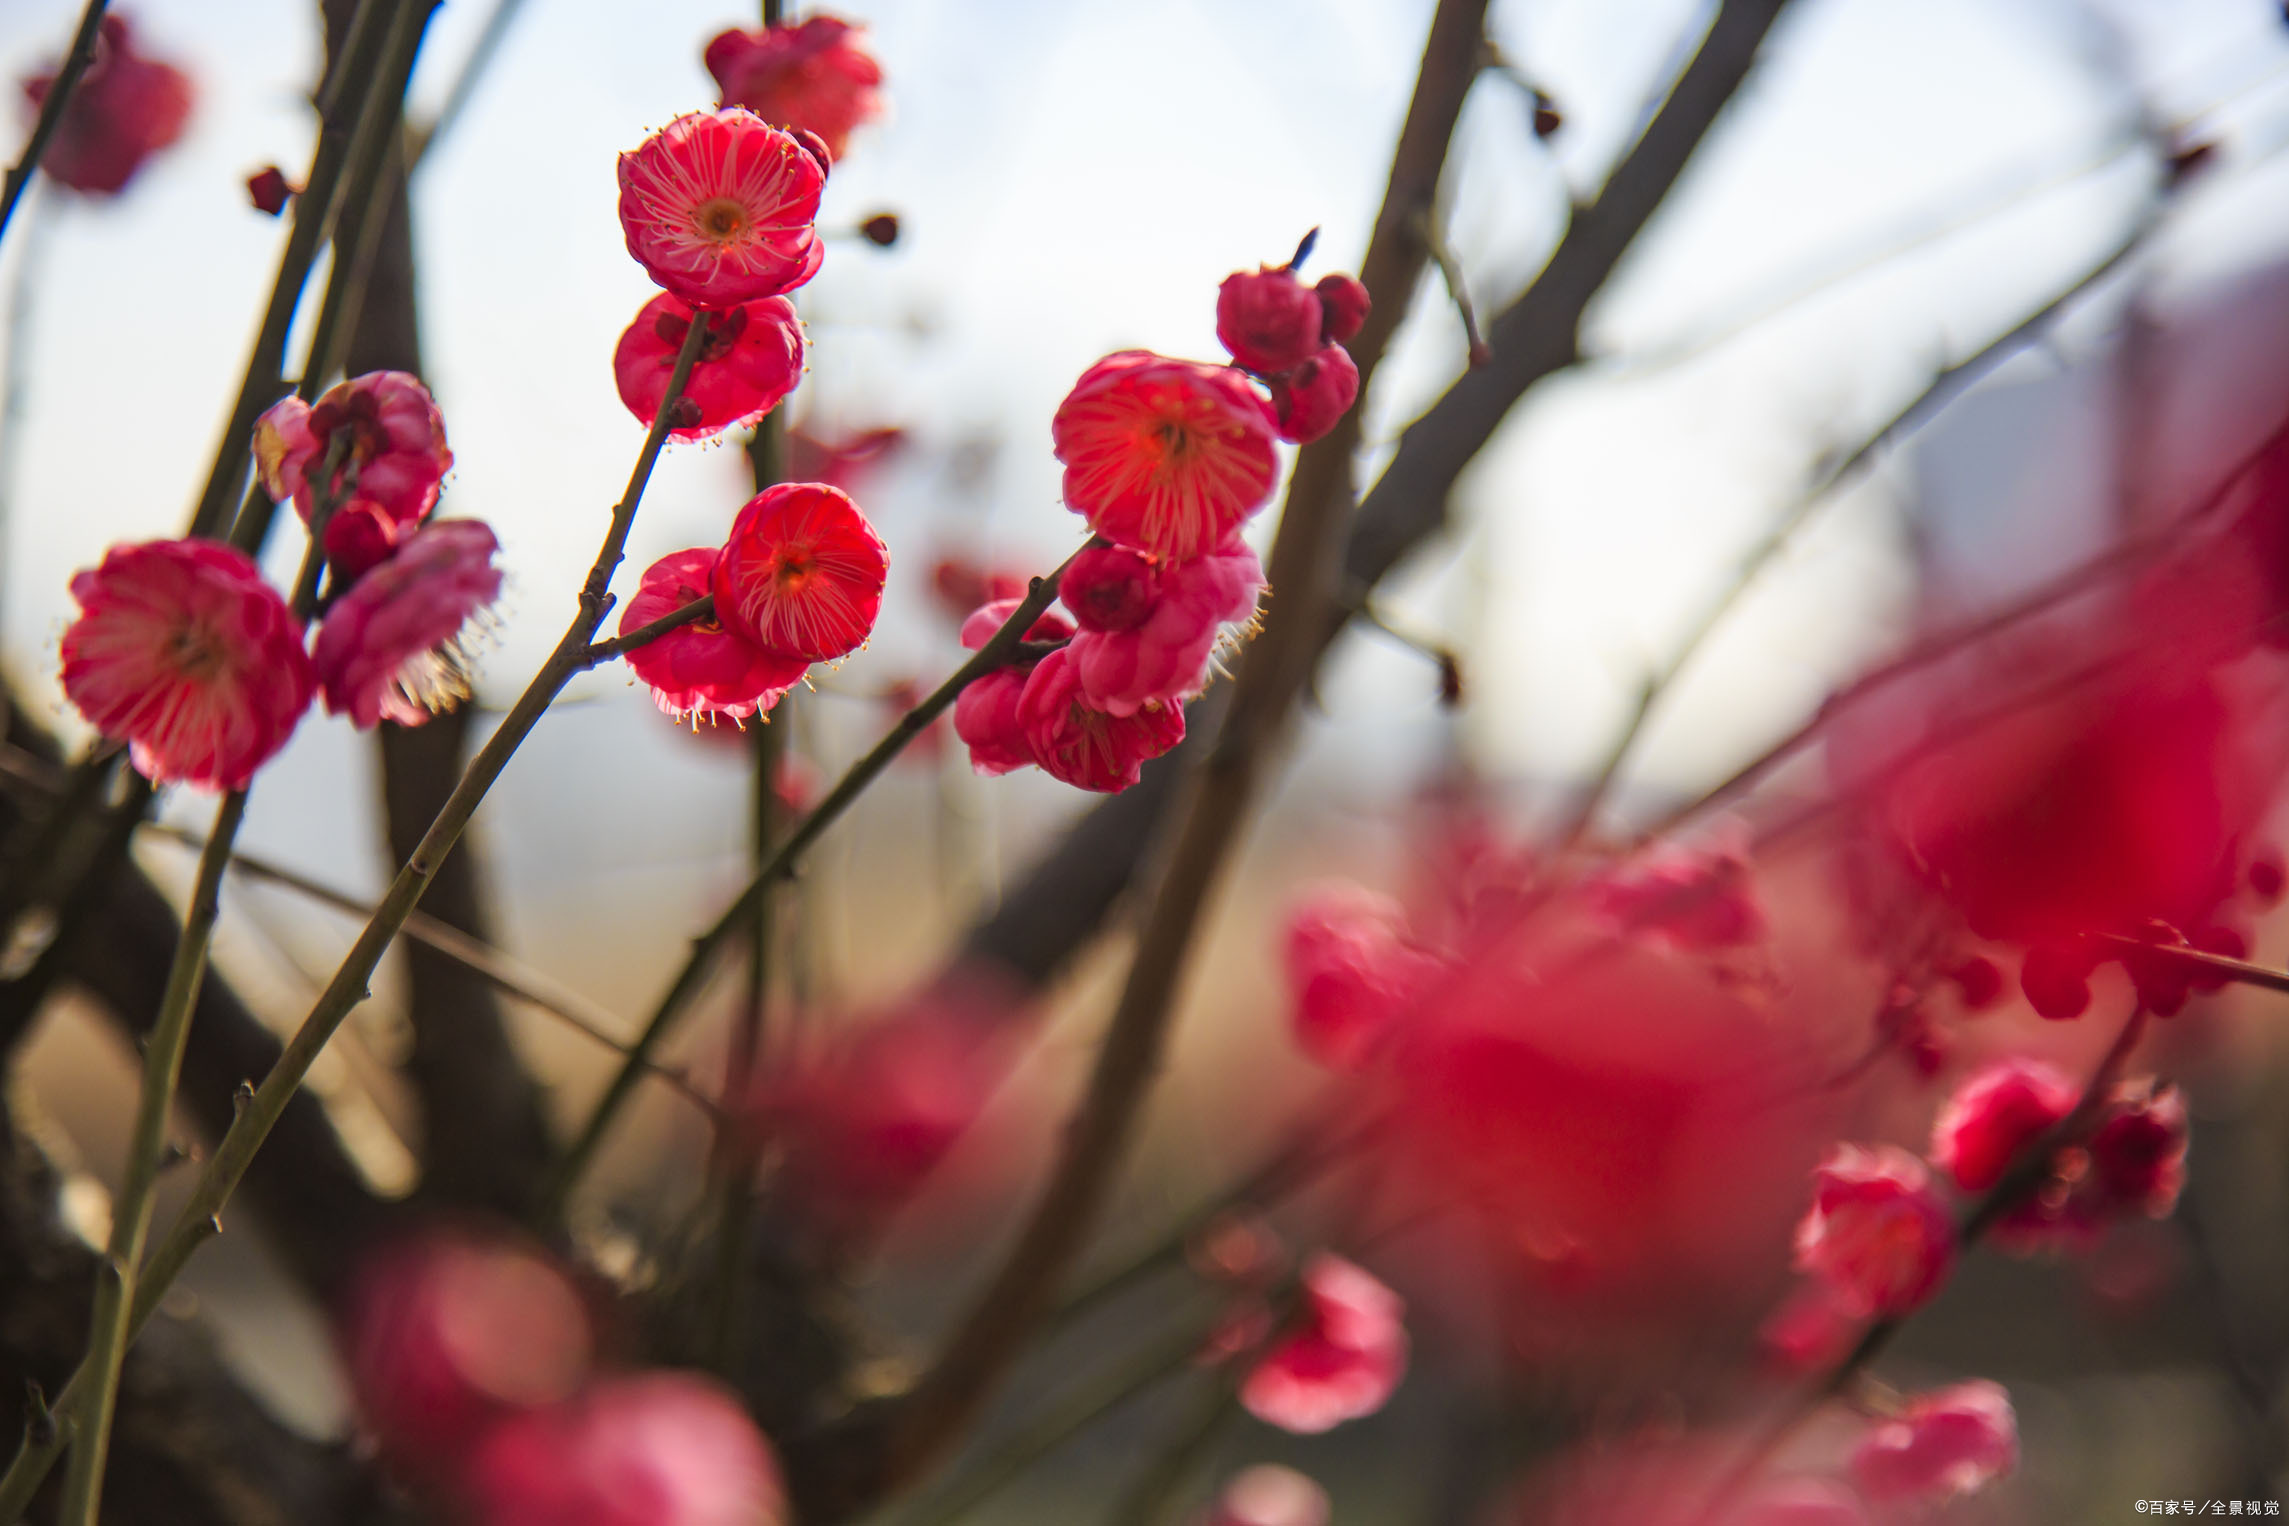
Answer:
605;104;891;721
345;1229;785;1524
60;370;497;789
20;12;192;197
952;249;1368;792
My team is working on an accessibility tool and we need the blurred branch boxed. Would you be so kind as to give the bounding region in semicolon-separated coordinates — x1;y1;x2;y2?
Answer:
1550;199;2165;851
0;699;391;1298
812;2;1523;1516
0;1096;392;1524
406;0;534;168
312;0;561;1222
0;310;718;1520
958;0;1796;997
1703;1002;2153;1517
1636;403;2289;848
541;547;1091;1226
0;0;110;247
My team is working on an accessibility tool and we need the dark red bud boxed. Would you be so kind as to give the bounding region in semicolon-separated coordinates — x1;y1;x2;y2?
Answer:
860;212;900;247
246;166;294;216
1531;90;1563;138
1947;955;2005;1011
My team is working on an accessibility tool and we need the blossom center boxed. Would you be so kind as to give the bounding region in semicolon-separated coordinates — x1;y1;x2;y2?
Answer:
165;623;225;681
694;197;750;244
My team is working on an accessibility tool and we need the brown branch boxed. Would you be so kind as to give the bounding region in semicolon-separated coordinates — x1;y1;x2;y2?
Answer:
791;3;1505;1517
959;0;1797;996
322;0;557;1220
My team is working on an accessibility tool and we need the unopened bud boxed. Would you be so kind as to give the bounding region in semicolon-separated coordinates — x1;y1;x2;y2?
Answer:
860;212;900;246
246;165;294;216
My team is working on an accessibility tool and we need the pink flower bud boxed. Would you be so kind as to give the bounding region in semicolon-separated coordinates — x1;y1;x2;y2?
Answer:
1792;1144;1955;1319
618;547;807;723
1270;344;1360;444
1849;1380;2017;1504
1314;274;1371;344
713;482;889;663
1239;1254;1409;1434
1053;350;1281;562
954;668;1034;775
60;538;314;791
1930;1058;2076;1193
465;1372;786;1526
311;520;503;729
618;110;825;308
1217;265;1325;375
613;292;804;441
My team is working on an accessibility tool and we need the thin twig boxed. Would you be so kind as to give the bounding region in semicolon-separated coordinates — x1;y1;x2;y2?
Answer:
539;544;1090;1225
582;594;716;665
56;792;246;1525
1552;202;2163;853
1632;402;2289;850
0;0;111;246
843;4;1509;1510
0;305;715;1526
1695;1003;2152;1523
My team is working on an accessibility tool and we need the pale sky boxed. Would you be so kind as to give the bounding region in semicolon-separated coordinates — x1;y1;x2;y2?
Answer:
2;0;2287;1005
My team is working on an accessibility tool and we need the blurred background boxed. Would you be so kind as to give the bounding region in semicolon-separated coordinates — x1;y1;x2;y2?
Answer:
8;0;2289;1521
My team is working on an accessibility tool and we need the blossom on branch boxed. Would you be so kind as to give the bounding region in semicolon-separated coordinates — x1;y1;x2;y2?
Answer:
1239;1254;1409;1434
613;293;804;441
1792;1144;1954;1319
255;371;454;578
311;521;503;729
1016;644;1183;792
20;14;192;197
59;538;313;791
1849;1380;2017;1504
1063;536;1263;716
712;482;889;663
952;595;1074;775
341;1230;593;1488
618;109;826;308
620;547;807;723
705;15;885;164
1053;351;1280;562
